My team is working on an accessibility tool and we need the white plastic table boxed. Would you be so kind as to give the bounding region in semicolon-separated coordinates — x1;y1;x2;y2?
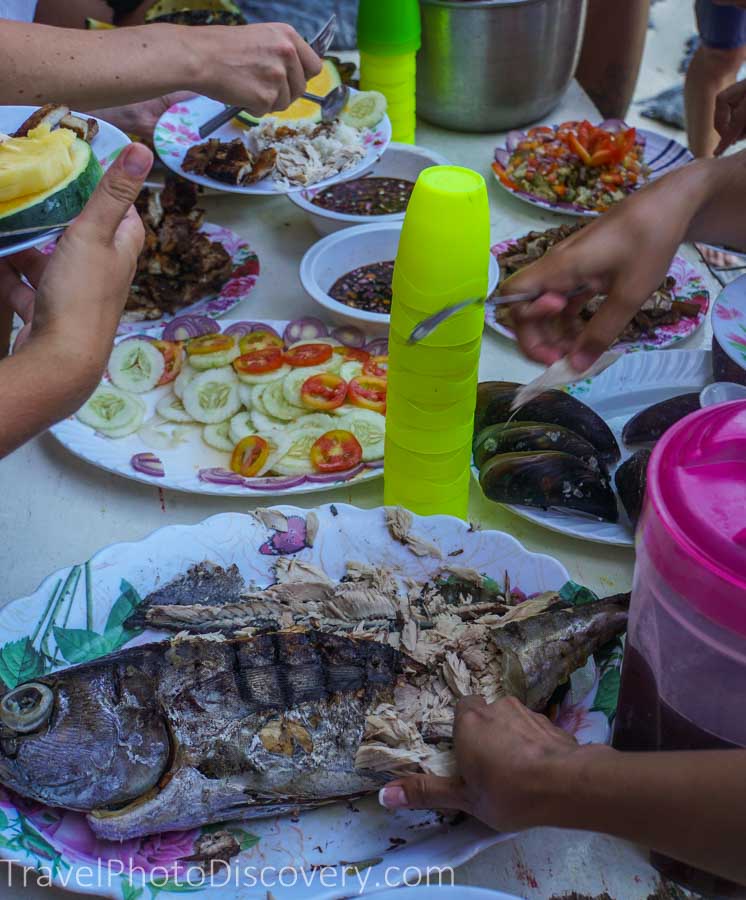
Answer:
0;80;716;899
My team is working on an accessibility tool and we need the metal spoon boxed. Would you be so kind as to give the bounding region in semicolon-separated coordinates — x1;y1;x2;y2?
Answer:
407;285;589;345
699;381;746;407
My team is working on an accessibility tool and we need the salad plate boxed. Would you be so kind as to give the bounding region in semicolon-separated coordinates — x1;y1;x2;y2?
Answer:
487;230;709;352
492;122;691;218
154;94;392;196
0;106;129;258
482;349;711;547
51;317;388;498
0;505;620;899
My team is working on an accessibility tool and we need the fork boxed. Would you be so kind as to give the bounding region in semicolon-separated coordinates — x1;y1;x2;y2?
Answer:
198;14;338;140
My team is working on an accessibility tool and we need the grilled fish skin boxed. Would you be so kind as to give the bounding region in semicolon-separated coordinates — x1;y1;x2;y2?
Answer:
0;630;399;840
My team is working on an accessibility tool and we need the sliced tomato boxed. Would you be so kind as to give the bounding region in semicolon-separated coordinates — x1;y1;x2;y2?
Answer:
333;346;371;363
588;148;614;168
239;331;283;353
566;133;591;165
492;162;519;190
233;347;284;375
186;333;235;356
301;373;348;410
153;340;183;385
527;125;554;139
348;375;386;413
310;429;363;474
363;355;388;378
230;435;270;477
284;343;333;367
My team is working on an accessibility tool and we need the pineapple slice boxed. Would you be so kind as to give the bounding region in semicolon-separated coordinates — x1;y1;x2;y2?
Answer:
0;123;76;203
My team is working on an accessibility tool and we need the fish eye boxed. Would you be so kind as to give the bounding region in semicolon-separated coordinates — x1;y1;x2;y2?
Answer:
0;683;54;734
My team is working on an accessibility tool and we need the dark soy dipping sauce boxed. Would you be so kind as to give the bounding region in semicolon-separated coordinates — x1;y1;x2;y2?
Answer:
329;260;394;315
311;177;415;216
613;646;745;897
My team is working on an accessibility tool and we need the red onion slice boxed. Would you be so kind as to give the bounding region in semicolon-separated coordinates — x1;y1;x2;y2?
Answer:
494;148;510;168
198;467;246;486
242;474;307;491
162;315;219;342
223;321;281;339
365;459;384;469
306;463;365;484
283;317;329;347
130;452;165;477
120;333;157;343
505;130;527;152
331;325;366;348
365;338;388;356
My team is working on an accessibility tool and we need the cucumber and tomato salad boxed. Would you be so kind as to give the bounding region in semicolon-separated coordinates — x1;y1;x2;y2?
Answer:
75;319;388;482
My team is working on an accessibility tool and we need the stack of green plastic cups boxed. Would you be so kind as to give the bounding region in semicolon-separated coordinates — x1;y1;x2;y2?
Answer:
384;165;489;520
357;0;420;144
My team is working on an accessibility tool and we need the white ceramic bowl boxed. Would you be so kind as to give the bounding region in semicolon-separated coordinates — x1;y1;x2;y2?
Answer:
299;221;500;338
288;142;451;235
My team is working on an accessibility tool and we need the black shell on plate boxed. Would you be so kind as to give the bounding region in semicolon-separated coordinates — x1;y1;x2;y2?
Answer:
713;336;746;386
614;449;652;530
473;421;605;471
474;382;620;464
478;451;619;522
622;393;700;446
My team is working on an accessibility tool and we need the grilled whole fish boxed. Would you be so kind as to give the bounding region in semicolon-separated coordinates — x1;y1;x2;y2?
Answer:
0;558;629;841
0;630;399;840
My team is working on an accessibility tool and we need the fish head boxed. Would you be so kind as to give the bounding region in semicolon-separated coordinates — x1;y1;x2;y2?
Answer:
0;663;171;811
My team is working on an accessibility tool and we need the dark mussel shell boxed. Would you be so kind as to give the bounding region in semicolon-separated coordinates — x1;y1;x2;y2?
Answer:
479;451;619;522
614;449;652;530
474;382;620;464
473;421;605;471
713;336;746;386
622;393;700;446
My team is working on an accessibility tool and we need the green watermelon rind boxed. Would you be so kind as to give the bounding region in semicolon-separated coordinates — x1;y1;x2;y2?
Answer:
0;140;102;234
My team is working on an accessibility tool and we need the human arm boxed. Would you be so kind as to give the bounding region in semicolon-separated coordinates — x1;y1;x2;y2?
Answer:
380;696;746;888
0;141;152;459
0;19;321;115
714;79;746;155
503;149;746;370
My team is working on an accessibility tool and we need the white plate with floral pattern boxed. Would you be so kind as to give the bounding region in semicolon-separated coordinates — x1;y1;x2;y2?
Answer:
488;236;709;353
0;106;130;258
0;505;621;899
483;349;711;547
154;95;392;196
50;318;385;498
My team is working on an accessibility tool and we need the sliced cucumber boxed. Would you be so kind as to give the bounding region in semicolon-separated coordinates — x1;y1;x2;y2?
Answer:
235;363;291;385
182;367;241;424
229;410;256;444
138;417;192;450
174;362;198;400
272;426;326;476
203;421;234;452
188;344;240;371
341;90;387;129
77;385;145;435
282;365;326;407
238;382;255;409
156;393;195;424
108;340;165;394
259;431;293;476
98;402;146;438
263;378;308;422
298;412;338;431
335;408;385;461
340;360;363;382
251;406;286;433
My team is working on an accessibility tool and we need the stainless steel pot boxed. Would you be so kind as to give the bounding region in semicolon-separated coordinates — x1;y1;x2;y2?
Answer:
417;0;587;132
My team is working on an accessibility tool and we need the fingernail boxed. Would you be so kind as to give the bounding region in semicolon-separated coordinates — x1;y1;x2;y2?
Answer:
569;350;596;373
121;143;152;177
378;786;408;809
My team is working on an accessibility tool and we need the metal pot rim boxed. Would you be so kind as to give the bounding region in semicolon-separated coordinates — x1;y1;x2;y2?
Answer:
420;0;553;8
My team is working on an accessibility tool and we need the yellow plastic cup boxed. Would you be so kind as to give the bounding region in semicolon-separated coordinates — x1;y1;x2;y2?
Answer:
388;361;478;405
388;331;482;377
385;467;472;507
382;490;469;521
387;416;475;454
387;392;474;432
390;292;485;347
360;51;417;85
385;437;473;481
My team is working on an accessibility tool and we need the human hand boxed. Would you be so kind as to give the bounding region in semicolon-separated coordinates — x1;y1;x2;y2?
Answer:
190;23;323;115
92;92;195;147
714;79;746;156
27;142;153;371
502;169;704;371
0;250;49;350
379;696;589;832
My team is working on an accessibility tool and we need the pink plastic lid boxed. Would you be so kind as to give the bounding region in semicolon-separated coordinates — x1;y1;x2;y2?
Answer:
643;400;746;635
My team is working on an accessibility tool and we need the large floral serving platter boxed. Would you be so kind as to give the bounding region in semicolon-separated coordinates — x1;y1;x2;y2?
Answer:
492;126;691;218
51;319;385;498
490;349;711;547
487;236;709;352
43;223;260;336
712;272;746;374
154;95;392;196
0;106;130;258
0;505;622;899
